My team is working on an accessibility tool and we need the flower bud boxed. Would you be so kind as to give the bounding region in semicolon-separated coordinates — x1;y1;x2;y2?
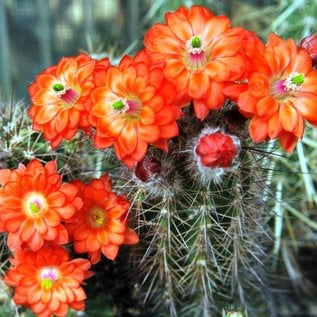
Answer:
135;156;162;182
195;132;238;168
190;127;241;184
299;34;317;68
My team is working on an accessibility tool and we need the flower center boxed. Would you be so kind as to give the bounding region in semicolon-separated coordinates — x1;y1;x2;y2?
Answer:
24;194;47;216
88;206;106;228
271;72;305;99
186;35;207;69
284;72;305;90
52;82;79;107
112;98;142;119
40;267;59;290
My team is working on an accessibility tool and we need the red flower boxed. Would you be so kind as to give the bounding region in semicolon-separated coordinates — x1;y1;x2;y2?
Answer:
0;159;82;251
195;131;238;168
192;127;240;184
65;174;139;264
28;53;96;148
238;33;317;151
4;244;92;317
89;50;182;167
144;5;247;119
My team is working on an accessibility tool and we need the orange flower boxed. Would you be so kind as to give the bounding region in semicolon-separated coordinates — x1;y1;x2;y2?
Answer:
223;30;266;101
28;53;96;148
4;244;92;317
0;159;83;251
65;174;139;264
89;50;182;167
238;33;317;151
144;5;247;119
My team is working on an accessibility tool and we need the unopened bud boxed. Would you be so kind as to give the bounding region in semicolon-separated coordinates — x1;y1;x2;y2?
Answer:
135;157;162;182
195;131;238;168
299;34;317;68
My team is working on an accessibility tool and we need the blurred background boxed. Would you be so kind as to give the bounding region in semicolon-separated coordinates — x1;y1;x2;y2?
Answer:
1;0;317;100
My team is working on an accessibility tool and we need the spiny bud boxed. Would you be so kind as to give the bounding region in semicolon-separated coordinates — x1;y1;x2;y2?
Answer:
299;34;317;68
195;131;238;168
189;127;241;184
135;156;162;182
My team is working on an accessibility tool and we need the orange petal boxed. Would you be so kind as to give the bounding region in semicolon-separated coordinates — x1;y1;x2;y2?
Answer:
292;95;317;122
55;203;77;220
140;106;155;125
203;15;230;41
238;91;258;116
106;67;124;94
47;191;66;208
35;105;61;124
256;95;278;118
279;130;298;152
86;232;101;252
108;231;125;245
193;100;210;120
20;218;35;241
76;59;96;83
34;217;48;235
27;231;44;251
101;244;119;260
279;102;298;133
188;5;214;35
249;117;268;142
145;24;183;56
54;111;69;133
108;220;126;233
164;59;185;78
138;124;160;143
205;61;229;81
124;228;139;245
267;112;282;139
97;229;109;245
188;71;210;99
117;124;138;155
165;10;192;43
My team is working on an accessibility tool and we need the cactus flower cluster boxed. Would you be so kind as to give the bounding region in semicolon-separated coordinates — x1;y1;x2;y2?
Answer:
1;4;317;317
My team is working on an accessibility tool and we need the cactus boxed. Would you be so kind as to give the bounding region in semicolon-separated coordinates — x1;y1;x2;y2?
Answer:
113;105;274;316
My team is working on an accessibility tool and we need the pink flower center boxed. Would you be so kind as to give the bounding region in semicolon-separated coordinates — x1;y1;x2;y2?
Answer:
186;35;207;69
40;267;59;290
112;98;142;119
24;194;47;216
271;72;305;99
52;83;79;107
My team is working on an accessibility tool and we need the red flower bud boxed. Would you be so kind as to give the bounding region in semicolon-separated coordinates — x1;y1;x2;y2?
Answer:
195;132;238;168
135;157;162;182
299;34;317;68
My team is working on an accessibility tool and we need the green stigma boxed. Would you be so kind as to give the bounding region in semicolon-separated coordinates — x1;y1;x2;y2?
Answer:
41;278;53;290
28;201;40;214
291;74;305;85
112;100;125;111
191;35;201;48
53;83;64;92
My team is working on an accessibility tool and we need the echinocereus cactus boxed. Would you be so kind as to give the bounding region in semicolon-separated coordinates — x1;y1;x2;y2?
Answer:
1;4;317;317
